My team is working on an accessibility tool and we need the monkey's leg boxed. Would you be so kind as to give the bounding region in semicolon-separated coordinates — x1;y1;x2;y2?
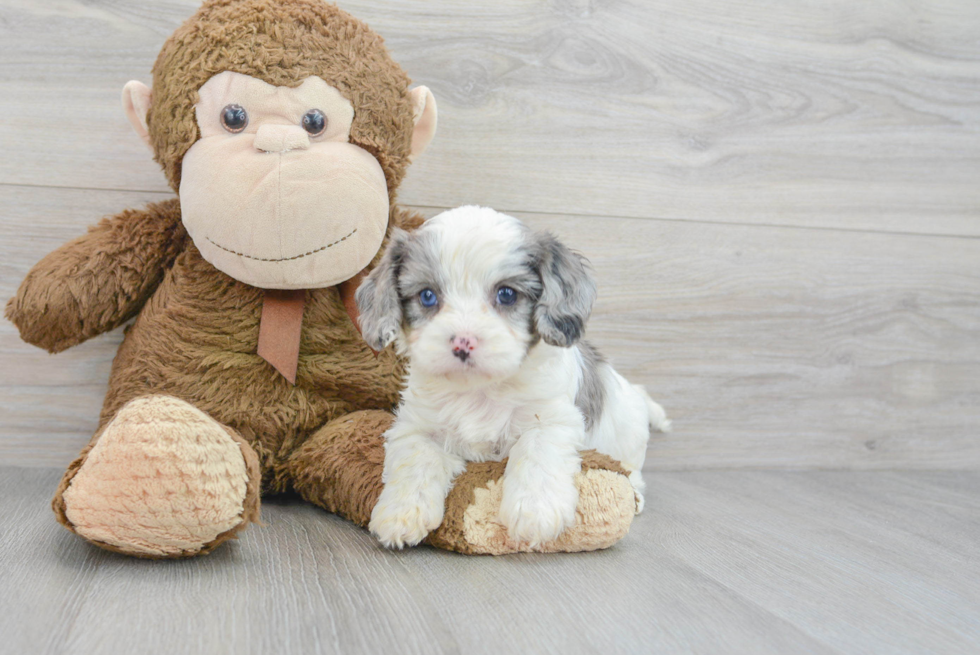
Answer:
53;395;261;558
284;410;393;527
286;411;636;554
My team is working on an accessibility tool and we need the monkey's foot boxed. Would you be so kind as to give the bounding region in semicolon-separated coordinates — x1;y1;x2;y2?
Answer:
427;451;636;555
56;395;261;558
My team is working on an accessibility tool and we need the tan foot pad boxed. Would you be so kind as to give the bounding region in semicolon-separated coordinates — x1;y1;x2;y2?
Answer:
427;451;636;555
61;395;252;557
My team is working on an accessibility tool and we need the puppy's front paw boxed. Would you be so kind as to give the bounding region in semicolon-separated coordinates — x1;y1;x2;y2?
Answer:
498;478;579;547
369;486;445;549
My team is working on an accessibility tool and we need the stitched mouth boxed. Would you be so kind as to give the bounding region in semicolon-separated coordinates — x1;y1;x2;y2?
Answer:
206;227;358;262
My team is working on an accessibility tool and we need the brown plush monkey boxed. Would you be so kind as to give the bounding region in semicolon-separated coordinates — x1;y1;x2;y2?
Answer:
6;0;635;558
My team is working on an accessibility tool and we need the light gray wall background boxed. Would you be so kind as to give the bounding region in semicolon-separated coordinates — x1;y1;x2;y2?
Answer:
2;0;978;469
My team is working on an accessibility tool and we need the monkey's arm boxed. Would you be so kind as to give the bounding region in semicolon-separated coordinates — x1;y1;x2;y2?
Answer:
5;198;186;353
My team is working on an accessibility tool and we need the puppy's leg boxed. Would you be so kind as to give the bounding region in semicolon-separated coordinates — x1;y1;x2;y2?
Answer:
587;371;669;516
369;423;466;549
499;403;584;546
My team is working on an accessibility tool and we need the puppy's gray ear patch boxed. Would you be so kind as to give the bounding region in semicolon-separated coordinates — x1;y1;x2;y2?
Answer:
355;229;409;351
532;231;597;347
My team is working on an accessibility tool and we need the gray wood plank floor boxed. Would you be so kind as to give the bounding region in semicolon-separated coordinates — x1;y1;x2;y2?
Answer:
1;467;977;655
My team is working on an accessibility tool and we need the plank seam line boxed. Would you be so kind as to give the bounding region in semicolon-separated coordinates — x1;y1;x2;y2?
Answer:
2;182;978;241
406;203;980;241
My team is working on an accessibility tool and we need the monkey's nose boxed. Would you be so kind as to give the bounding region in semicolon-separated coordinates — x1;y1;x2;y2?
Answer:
253;124;311;153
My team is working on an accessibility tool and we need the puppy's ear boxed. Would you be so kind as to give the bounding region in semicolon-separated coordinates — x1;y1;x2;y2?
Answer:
356;229;409;350
532;232;598;347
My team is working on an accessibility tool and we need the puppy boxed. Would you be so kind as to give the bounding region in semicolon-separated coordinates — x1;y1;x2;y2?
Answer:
356;206;670;549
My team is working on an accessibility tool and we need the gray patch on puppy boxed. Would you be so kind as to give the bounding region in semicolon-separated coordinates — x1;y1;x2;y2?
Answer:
491;255;541;347
396;229;446;329
575;340;607;430
531;232;597;347
356;228;409;350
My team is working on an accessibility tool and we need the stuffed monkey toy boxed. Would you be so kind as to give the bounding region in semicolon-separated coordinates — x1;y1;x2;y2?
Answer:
6;0;636;558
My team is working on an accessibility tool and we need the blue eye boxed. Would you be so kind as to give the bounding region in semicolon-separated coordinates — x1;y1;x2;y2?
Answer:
496;286;517;306
419;289;438;307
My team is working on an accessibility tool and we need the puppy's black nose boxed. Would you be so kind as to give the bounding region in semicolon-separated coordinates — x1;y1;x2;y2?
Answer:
450;335;476;363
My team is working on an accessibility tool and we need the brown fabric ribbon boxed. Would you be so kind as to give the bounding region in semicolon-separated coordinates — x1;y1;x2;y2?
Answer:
257;271;370;385
257;289;306;385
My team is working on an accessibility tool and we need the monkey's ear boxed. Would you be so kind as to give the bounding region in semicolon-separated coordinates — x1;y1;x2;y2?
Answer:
122;81;153;150
409;86;437;160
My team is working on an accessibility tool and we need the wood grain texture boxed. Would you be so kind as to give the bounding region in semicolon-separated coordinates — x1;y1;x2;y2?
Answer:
1;467;978;655
1;0;978;468
0;0;978;234
3;186;979;469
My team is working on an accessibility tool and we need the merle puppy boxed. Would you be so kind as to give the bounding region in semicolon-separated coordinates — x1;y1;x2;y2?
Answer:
356;206;670;548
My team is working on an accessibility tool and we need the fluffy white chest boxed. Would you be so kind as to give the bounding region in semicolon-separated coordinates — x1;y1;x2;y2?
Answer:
400;344;583;462
415;389;523;461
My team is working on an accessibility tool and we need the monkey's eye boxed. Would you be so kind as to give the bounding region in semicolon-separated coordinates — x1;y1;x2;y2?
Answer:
496;287;518;306
302;109;327;136
220;104;248;133
419;289;438;308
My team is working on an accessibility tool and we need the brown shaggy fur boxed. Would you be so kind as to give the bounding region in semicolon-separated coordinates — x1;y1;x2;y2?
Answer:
6;199;187;353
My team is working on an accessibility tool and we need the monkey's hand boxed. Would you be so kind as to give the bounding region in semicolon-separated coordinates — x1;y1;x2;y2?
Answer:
5;198;186;353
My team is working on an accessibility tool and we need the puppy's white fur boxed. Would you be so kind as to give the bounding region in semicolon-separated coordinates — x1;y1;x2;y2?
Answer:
359;206;670;549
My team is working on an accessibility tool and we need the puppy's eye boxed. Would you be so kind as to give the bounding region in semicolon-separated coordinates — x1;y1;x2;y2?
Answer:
302;109;327;136
419;289;438;308
496;286;518;306
220;104;248;133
